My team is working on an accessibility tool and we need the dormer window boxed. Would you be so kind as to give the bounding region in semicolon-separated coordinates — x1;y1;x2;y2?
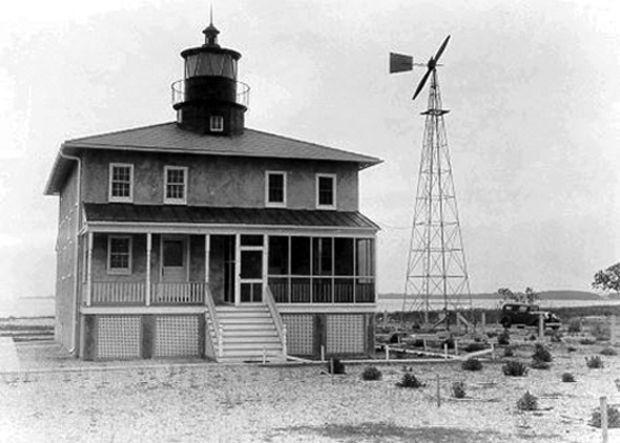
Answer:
210;115;224;132
316;174;336;209
108;163;133;202
265;171;286;207
164;166;188;204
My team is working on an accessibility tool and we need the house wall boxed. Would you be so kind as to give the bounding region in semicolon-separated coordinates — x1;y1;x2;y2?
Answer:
56;162;79;351
81;150;359;211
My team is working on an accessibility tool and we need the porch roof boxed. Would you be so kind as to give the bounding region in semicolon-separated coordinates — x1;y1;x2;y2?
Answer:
83;203;380;230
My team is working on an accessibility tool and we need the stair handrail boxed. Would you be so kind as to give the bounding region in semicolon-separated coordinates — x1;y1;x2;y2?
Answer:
264;285;287;356
204;283;221;359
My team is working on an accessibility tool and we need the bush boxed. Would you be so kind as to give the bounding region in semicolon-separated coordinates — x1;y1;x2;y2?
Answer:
497;330;510;346
504;346;514;357
591;322;611;341
590;404;620;428
529;334;538;341
532;343;552;362
451;381;466;399
464;342;487;353
516;391;538;411
580;338;596;345
502;360;528;376
531;359;550;370
567;346;577;353
561;372;576;382
586;356;604;369
567;318;582;333
396;372;424;389
361;366;382;381
600;347;617;356
327;358;345;374
461;358;483;371
486;331;498;339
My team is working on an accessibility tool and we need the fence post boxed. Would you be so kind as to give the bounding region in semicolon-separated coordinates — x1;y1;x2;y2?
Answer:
443;344;448;360
321;345;325;362
262;347;266;365
330;358;334;384
601;396;608;443
491;342;495;360
385;345;390;361
423;339;427;351
538;313;544;339
454;339;459;356
436;374;441;407
481;312;486;331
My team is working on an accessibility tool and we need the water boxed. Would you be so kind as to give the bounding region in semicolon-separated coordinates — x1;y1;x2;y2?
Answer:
377;296;620;313
0;297;55;318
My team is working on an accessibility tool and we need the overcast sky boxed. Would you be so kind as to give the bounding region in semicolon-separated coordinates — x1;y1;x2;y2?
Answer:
0;0;618;302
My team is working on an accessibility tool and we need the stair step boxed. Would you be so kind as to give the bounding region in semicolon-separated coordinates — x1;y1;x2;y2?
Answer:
223;336;280;344
223;342;282;351
219;318;274;325
223;331;278;338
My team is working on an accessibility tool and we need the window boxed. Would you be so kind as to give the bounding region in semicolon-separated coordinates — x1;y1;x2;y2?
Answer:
164;166;188;204
210;115;224;132
316;174;336;209
265;171;286;207
107;236;132;274
108;163;133;202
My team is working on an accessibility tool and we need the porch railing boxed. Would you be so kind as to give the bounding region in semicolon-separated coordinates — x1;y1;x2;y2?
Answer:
151;282;205;305
268;277;375;304
264;286;287;357
90;281;146;305
87;281;206;305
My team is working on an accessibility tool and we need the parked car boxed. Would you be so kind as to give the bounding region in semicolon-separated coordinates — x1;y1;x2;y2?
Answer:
500;303;561;329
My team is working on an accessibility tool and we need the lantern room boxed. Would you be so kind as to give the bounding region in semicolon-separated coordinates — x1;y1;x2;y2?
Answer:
171;19;249;135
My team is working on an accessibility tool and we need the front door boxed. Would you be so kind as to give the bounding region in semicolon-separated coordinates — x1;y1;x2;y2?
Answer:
238;235;264;303
162;236;187;282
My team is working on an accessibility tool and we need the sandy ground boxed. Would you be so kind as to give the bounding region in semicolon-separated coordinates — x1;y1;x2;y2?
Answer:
0;338;618;442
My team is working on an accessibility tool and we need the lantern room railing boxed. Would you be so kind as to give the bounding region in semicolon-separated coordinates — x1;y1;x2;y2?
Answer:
171;78;250;108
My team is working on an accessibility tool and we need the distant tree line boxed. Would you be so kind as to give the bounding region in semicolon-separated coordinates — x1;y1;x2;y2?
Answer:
497;287;539;305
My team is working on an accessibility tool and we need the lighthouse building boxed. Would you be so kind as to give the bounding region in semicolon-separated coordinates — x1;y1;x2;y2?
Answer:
44;20;381;361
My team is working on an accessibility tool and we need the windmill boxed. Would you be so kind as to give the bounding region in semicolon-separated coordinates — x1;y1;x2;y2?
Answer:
390;36;472;330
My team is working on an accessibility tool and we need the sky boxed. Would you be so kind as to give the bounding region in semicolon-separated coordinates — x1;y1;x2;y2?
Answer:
0;0;618;303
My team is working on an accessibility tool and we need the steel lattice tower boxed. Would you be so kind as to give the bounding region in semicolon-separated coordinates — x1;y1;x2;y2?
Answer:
401;68;472;327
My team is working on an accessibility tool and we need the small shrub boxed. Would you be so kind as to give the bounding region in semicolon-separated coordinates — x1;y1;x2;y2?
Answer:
502;360;528;377
591;322;611;341
396;372;424;389
550;330;563;342
529;334;537;341
531;359;550;370
361;366;382;381
585;356;604;369
580;338;596;346
504;346;514;357
532;343;552;362
567;346;577;353
461;358;483;371
516;391;538;411
486;331;498;339
451;381;466;399
327;358;345;374
600;347;617;356
590;404;620;428
567;318;581;333
497;330;510;346
464;342;487;353
561;372;576;382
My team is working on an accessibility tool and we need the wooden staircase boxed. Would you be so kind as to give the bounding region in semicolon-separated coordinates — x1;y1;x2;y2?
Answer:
213;305;286;363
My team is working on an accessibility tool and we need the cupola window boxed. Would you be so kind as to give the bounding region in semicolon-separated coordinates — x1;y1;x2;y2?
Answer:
210;115;224;132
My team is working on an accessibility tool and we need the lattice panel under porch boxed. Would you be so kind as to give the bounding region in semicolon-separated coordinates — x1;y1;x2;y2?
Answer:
326;314;364;354
282;314;314;355
154;315;200;358
97;316;141;359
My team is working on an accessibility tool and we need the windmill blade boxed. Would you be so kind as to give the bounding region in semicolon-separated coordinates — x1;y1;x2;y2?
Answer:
434;35;451;64
412;67;432;101
389;52;413;73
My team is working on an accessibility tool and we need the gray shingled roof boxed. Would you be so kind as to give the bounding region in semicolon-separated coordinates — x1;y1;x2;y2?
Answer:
84;203;380;230
45;122;381;194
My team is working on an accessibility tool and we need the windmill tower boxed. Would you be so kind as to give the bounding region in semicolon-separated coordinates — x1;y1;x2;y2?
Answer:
389;36;472;330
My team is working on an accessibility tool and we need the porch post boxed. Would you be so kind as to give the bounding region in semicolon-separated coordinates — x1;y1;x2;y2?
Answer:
262;234;268;302
145;233;152;306
204;234;210;285
86;231;93;306
234;233;240;305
